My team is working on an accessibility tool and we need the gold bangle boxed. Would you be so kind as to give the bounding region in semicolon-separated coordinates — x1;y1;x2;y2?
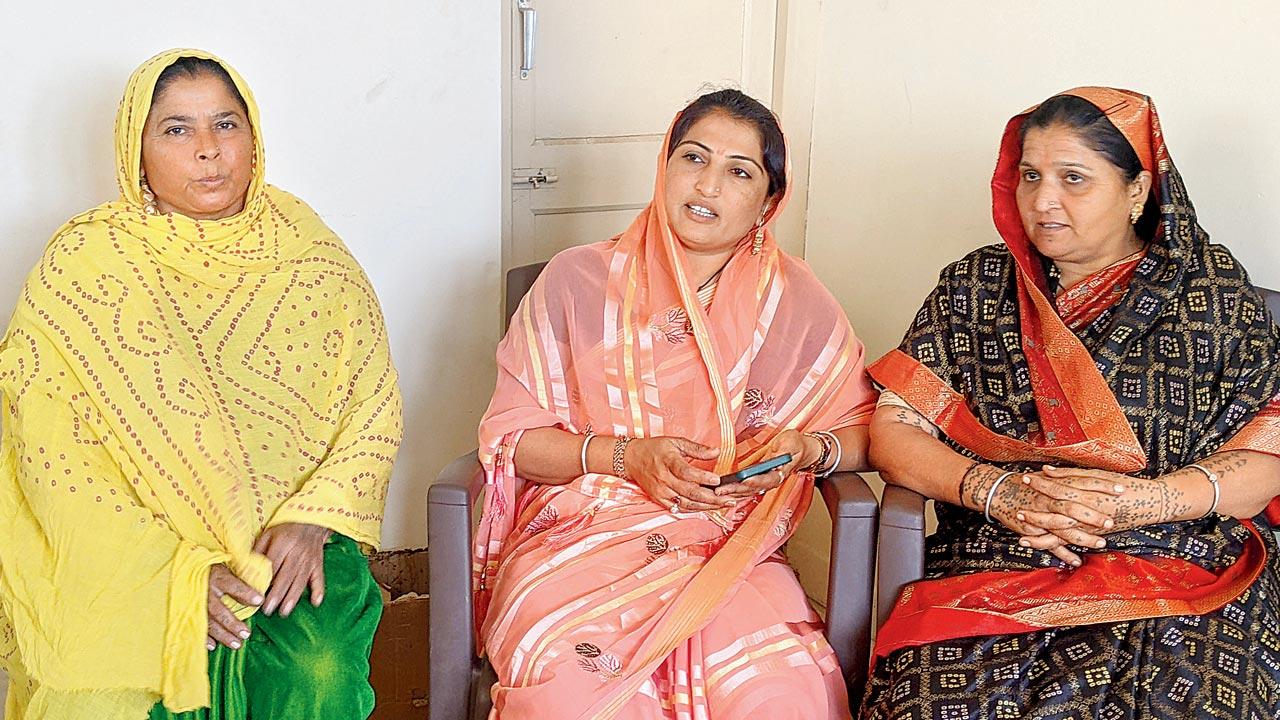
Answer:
612;436;633;479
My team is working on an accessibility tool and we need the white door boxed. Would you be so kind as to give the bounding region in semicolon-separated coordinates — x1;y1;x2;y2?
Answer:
504;0;784;272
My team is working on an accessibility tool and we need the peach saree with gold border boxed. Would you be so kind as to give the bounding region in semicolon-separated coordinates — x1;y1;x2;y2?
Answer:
474;114;876;719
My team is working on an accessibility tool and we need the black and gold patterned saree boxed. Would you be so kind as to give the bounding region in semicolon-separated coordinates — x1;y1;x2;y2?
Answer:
862;88;1280;720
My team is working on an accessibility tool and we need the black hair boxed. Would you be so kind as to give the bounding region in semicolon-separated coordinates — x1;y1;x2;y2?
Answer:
668;89;786;198
152;56;248;115
1021;94;1158;239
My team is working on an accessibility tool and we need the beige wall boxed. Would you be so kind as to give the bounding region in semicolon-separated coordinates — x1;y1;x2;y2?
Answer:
788;0;1280;602
806;0;1280;360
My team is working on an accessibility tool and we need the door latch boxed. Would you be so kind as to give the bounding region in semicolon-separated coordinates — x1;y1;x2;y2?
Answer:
512;167;559;189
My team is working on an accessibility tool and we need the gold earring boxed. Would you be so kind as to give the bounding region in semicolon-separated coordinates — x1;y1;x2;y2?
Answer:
751;226;765;255
1129;202;1143;225
140;175;158;215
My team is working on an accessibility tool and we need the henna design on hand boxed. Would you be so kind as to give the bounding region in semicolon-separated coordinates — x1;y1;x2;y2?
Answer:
1104;476;1189;532
989;470;1025;522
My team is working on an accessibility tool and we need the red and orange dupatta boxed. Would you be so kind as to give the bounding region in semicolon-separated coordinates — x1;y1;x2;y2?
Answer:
869;87;1280;660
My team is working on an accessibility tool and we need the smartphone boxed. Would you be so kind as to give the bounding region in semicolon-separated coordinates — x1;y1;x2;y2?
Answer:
718;454;792;485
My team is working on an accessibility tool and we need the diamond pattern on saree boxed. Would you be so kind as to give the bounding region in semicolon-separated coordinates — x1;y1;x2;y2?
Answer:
864;111;1280;718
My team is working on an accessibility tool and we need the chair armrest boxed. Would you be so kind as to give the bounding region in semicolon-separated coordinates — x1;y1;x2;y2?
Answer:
818;471;877;702
875;484;928;628
429;449;485;509
428;450;484;720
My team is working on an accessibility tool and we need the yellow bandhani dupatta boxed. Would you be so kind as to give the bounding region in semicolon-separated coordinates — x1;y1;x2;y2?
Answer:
0;49;401;716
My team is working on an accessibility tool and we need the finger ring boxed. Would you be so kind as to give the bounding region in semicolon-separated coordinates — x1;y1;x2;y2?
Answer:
670;498;681;514
757;489;767;496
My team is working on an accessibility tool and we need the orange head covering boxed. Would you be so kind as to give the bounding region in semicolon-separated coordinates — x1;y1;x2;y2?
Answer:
991;87;1167;296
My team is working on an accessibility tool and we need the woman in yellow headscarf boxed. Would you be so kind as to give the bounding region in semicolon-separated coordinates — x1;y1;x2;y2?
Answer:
0;49;402;719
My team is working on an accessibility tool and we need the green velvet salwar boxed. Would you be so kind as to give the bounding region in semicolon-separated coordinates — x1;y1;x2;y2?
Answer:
149;536;382;720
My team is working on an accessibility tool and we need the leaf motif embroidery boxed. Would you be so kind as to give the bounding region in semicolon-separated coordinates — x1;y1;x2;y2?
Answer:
525;504;559;534
774;507;795;537
743;388;776;429
650;307;692;344
596;653;623;678
544;503;600;549
573;642;620;679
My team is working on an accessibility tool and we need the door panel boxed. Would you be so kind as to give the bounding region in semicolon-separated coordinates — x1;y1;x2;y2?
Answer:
533;4;753;140
507;0;779;272
526;208;642;267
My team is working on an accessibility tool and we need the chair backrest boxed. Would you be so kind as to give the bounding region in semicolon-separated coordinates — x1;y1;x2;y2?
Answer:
500;265;545;500
1261;287;1280;326
505;262;549;331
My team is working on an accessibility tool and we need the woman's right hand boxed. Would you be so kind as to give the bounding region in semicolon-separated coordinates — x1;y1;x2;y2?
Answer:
207;563;263;651
624;436;736;512
965;465;1122;567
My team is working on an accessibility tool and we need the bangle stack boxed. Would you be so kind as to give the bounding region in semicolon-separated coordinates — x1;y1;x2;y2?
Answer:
802;431;842;478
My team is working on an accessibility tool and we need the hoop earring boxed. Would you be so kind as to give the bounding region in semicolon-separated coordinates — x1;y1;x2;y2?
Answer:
751;226;765;255
140;175;159;216
1129;201;1143;225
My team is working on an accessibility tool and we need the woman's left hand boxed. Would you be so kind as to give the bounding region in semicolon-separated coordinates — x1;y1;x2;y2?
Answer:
714;430;823;499
1018;466;1193;553
254;522;333;616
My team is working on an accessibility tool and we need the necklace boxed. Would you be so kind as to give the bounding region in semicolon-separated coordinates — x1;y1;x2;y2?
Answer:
697;258;732;292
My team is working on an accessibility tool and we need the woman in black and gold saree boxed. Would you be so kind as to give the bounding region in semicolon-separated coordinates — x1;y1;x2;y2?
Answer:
862;87;1280;719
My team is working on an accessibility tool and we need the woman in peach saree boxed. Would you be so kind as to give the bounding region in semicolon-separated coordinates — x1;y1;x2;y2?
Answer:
472;89;877;719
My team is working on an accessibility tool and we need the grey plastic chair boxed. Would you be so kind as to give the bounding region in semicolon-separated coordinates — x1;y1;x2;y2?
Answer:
875;286;1280;628
428;263;880;719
